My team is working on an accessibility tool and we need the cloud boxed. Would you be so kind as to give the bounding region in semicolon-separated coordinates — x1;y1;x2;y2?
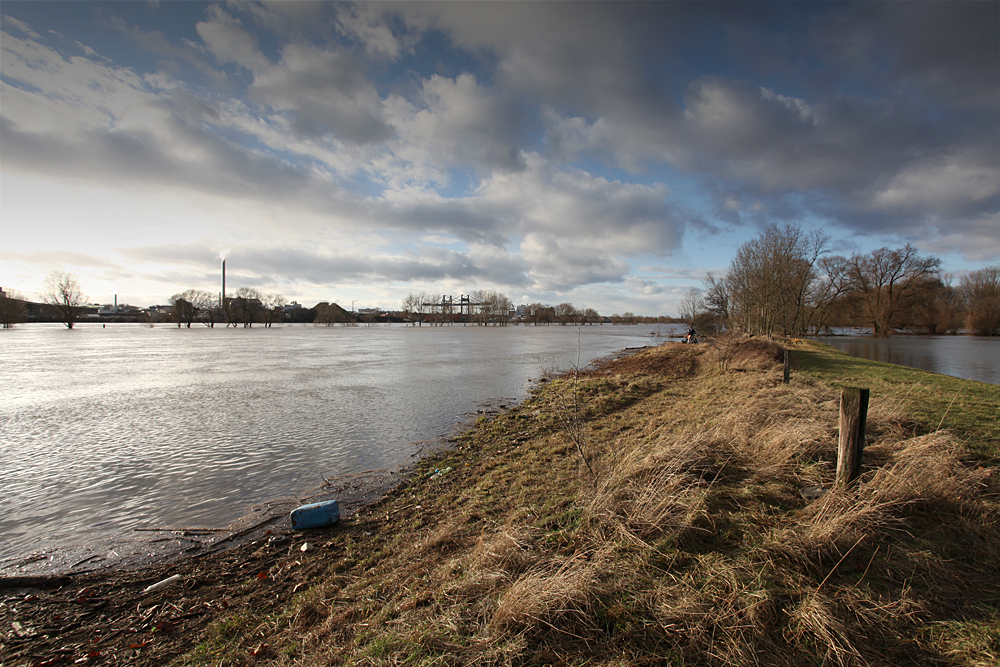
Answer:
335;3;406;60
873;151;1000;215
385;72;527;175
195;5;270;73
249;42;392;144
1;15;43;40
477;154;680;255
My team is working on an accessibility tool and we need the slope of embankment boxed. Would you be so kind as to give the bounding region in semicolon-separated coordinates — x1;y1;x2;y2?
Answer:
4;339;998;667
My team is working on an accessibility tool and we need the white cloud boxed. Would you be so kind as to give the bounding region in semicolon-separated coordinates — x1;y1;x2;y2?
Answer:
195;6;269;73
335;4;404;60
249;42;391;144
477;154;679;255
384;72;525;176
874;153;1000;212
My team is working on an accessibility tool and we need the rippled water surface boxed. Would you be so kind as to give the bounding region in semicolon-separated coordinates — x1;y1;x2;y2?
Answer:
0;323;668;564
811;335;1000;385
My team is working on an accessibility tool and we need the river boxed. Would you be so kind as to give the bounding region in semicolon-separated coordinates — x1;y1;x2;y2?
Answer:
810;335;1000;385
0;323;675;567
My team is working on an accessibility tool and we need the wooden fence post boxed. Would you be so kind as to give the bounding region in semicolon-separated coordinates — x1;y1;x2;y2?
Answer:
783;349;791;383
836;387;870;489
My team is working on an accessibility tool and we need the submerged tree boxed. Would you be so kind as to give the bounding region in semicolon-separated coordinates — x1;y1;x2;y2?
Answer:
961;266;1000;336
260;293;286;327
0;288;26;328
40;272;86;329
314;301;353;325
170;289;198;328
231;287;263;327
847;244;941;335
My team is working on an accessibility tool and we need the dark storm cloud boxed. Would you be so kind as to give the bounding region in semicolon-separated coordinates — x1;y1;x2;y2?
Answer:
396;1;997;253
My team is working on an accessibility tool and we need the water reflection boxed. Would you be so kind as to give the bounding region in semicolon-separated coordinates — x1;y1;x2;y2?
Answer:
0;324;675;564
811;335;1000;385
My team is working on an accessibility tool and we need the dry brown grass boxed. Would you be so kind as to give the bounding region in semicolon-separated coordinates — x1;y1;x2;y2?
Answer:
186;339;1000;667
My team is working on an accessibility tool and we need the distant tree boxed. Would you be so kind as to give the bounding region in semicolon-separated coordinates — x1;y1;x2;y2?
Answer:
678;288;702;325
471;290;512;325
525;303;552;325
260;293;286;327
189;290;221;327
582;308;601;324
0;288;26;328
554;302;577;325
847;244;941;335
702;272;731;333
961;266;1000;336
40;272;86;329
314;301;353;326
170;289;198;328
231;287;263;327
401;292;428;326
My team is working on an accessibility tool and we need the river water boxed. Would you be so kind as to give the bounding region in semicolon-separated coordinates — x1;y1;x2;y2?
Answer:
0;323;672;566
811;335;1000;385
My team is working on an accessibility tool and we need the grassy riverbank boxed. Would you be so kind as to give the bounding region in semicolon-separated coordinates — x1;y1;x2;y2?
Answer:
6;339;997;666
177;339;999;666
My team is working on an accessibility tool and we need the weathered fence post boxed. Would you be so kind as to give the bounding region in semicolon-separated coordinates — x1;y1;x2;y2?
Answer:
783;349;791;383
836;387;870;489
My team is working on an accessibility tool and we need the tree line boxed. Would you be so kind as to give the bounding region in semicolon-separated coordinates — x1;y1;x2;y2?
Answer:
167;287;287;328
698;224;1000;337
400;291;651;326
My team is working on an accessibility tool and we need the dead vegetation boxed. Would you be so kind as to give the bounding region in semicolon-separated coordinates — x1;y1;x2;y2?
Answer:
5;338;999;666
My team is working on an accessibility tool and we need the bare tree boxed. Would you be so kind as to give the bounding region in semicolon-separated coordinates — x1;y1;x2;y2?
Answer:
189;290;221;327
260;293;286;327
847;244;941;335
314;302;353;326
554;302;577;325
40;272;86;329
231;287;263;327
170;289;199;328
702;272;730;333
678;288;702;325
472;290;512;325
525;302;552;325
582;307;600;324
808;256;853;333
0;288;26;328
961;266;1000;335
937;275;966;335
401;292;428;326
720;224;829;337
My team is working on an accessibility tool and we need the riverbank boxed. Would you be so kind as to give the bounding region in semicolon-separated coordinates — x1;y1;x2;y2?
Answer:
3;339;998;666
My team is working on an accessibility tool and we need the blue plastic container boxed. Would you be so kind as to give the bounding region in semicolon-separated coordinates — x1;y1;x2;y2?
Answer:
290;499;340;530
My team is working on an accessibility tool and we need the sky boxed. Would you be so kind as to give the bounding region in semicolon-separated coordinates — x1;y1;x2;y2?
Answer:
1;1;997;315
